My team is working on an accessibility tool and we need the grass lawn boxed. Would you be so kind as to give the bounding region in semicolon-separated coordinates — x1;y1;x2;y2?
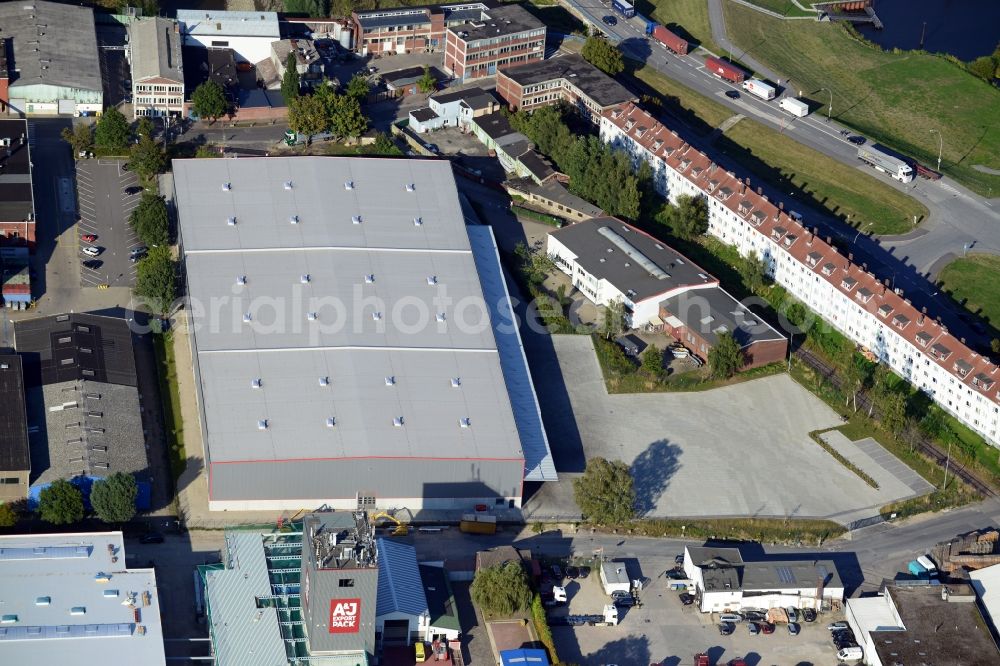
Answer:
639;0;723;55
742;0;814;17
719;120;928;234
938;254;1000;328
153;332;186;484
522;0;587;36
627;60;733;131
723;1;1000;196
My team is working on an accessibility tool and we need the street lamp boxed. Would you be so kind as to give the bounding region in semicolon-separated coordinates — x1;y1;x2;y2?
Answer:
787;332;797;372
853;222;873;244
930;128;943;172
818;87;833;122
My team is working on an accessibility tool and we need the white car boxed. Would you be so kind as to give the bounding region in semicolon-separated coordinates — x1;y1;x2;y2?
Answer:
82;246;101;257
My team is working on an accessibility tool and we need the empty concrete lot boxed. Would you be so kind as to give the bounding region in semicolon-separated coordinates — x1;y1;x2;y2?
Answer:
526;335;921;524
551;567;843;666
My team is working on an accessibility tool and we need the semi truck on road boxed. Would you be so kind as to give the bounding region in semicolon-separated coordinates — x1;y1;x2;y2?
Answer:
704;56;747;84
612;0;635;18
779;97;809;117
647;24;689;55
742;79;776;101
857;145;915;183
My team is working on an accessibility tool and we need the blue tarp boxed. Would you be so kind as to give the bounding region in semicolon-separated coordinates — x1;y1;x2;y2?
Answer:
500;649;550;666
28;476;152;511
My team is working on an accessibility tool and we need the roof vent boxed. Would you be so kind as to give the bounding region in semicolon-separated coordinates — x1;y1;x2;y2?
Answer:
459;417;471;428
427;276;437;285
414;217;423;226
307;312;318;321
436;313;446;322
319;376;329;386
257;419;268;430
365;274;375;283
372;311;382;321
242;312;252;323
345;181;354;190
451;377;461;388
290;215;299;224
222;182;231;191
393;416;404;427
405;183;416;192
236;275;247;285
352;215;362;225
227;216;236;226
251;378;262;389
326;417;336;428
385;376;395;386
300;274;310;284
284;181;293;190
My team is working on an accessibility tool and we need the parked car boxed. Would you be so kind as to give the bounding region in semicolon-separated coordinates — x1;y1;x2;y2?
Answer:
82;259;102;270
848;135;867;145
577;566;590;579
718;622;735;636
747;622;759;636
743;610;766;622
81;234;97;243
130;246;148;256
679;593;695;606
602;15;617;26
828;621;849;631
788;622;800;636
674;554;685;565
611;590;629;601
82;246;101;257
614;595;636;608
139;532;164;544
125;185;143;195
802;608;817;623
565;566;579;579
725;90;740;99
761;622;775;635
719;613;743;624
786;607;798;623
551;565;563;580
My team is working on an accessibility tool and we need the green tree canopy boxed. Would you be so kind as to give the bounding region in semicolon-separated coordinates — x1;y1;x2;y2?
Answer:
61;123;94;156
369;132;401;156
601;298;626;340
736;253;771;294
0;502;19;527
573;457;635;524
130;134;167;181
968;55;998;81
329;92;368;139
416;66;436;94
582;35;624;75
345;73;371;101
282;52;301;101
470;561;533;616
708;330;743;378
641;345;664;375
660;194;709;240
877;389;908;436
38;479;85;525
130;192;169;247
94;107;130;154
288;93;331;142
191;80;229;122
90;472;138;524
135;246;177;315
136;116;155;139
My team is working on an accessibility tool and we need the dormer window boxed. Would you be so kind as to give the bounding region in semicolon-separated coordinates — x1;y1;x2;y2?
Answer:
771;226;787;240
663;146;675;158
717;186;733;200
915;331;932;347
750;210;765;226
892;313;910;330
856;287;873;303
930;343;951;360
634;125;647;138
738;200;752;216
878;304;893;318
782;234;797;247
954;359;973;378
822;262;835;276
653;139;663;150
680;159;692;171
691;166;703;178
806;252;821;267
841;277;857;291
625;120;635;131
973;373;995;390
707;180;718;193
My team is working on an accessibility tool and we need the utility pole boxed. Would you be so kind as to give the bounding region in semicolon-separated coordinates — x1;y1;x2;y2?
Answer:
818;88;832;122
930;128;942;172
919;21;927;49
942;439;953;490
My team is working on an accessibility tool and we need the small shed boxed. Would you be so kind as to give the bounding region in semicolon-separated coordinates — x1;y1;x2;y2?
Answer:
600;562;631;596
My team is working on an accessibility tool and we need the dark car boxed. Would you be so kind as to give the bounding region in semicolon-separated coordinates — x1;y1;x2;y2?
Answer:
802;608;817;623
614;595;636;607
674;554;684;565
139;532;165;544
82;259;103;270
125;185;143;195
551;564;563;580
719;622;735;636
848;135;867;145
565;566;579;579
602;15;617;26
761;622;775;635
725;90;740;99
679;593;695;606
788;622;800;636
743;610;766;622
748;622;759;636
577;566;590;579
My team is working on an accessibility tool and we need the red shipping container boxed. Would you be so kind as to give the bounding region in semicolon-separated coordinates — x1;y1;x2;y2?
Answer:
704;56;746;83
652;26;689;55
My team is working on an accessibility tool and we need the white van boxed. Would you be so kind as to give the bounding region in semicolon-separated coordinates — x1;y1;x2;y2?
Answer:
837;646;863;662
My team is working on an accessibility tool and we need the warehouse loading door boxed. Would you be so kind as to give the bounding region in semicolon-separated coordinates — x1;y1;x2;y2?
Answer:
382;619;409;644
58;99;75;115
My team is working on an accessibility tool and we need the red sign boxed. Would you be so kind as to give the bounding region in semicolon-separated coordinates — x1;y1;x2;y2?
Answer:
329;598;361;633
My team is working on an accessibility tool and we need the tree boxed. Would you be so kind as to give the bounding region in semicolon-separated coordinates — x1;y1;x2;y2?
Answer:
288;93;331;143
38;479;84;525
62;122;94;156
991;338;1000;355
708;331;743;378
345;73;370;101
282;52;301;101
573;457;635;524
514;241;555;285
416;66;436;94
582;35;624;75
130;134;167;181
94;107;130;154
601;298;626;340
0;502;18;527
136;116;155;139
90;472;138;524
842;358;866;412
968;55;998;81
641;345;664;376
669;194;709;240
471;561;533;616
191;80;229;123
737;254;771;294
130;192;169;247
369;132;401;156
878;389;908;436
135;246;177;315
329;93;368;140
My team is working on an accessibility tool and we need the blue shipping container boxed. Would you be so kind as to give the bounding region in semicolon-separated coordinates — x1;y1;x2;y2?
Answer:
612;0;635;18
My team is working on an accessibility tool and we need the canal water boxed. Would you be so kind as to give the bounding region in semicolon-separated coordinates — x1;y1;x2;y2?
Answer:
855;0;1000;61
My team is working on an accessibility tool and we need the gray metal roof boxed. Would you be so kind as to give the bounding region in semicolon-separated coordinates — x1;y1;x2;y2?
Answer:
174;157;555;502
127;18;183;84
447;4;543;41
501;53;636;108
177;10;280;39
376;539;428;618
742;559;842;592
0;1;102;93
659;286;786;348
0;532;164;665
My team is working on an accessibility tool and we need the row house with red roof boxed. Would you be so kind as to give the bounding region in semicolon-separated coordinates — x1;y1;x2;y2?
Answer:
600;102;1000;447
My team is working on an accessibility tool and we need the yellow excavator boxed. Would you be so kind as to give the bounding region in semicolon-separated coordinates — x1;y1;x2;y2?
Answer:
371;510;409;536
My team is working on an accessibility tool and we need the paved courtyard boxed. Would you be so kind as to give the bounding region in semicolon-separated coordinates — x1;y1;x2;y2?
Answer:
523;334;926;525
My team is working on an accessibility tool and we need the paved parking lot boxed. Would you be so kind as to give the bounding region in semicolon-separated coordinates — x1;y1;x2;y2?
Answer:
550;565;845;665
76;159;141;288
523;334;924;524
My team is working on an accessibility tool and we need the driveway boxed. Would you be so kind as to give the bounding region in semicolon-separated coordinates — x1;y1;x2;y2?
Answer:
76;159;141;288
523;335;923;525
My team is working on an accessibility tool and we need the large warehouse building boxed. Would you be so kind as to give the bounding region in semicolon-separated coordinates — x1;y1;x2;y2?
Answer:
174;156;556;511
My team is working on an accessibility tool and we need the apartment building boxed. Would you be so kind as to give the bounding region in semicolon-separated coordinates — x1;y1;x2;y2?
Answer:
444;4;545;81
127;18;185;119
495;53;637;123
351;2;490;55
601;102;1000;447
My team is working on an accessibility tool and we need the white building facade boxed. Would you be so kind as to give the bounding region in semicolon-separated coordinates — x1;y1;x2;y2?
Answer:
601;103;1000;448
176;10;280;64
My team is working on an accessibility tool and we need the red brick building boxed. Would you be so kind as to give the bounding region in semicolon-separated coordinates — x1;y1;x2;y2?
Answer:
0;38;9;115
351;2;491;55
0;119;35;249
444;4;545;81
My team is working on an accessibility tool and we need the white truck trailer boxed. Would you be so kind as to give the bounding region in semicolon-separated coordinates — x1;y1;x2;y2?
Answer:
779;97;809;117
857;145;915;183
742;78;776;101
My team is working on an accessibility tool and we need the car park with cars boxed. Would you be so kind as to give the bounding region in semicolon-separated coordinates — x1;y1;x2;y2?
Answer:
81;234;97;243
761;622;775;634
718;622;735;636
720;613;743;624
787;622;800;636
82;246;102;257
747;622;759;636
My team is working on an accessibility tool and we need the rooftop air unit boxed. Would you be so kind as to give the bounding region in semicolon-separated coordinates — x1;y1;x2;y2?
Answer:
459;417;471;428
344;181;354;190
385;376;395;386
393;416;404;427
290;215;299;224
251;378;262;389
222;182;231;191
258;420;268;430
326;417;336;428
405;183;415;192
319;376;329;386
352;215;362;225
451;377;461;388
436;313;446;322
284;181;293;190
227;216;236;226
414;217;423;226
307;312;318;321
427;276;437;285
242;313;252;323
301;274;310;283
372;312;382;321
236;275;247;285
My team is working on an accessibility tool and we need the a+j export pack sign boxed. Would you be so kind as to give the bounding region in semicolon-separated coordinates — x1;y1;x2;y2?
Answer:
329;598;362;633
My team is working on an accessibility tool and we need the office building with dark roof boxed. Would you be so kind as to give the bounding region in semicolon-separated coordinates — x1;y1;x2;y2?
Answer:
351;2;493;56
13;313;152;508
0;354;30;501
0;119;35;249
496;53;638;123
444;4;545;81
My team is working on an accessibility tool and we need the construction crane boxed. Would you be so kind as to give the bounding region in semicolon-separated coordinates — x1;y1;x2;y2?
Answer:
371;511;409;536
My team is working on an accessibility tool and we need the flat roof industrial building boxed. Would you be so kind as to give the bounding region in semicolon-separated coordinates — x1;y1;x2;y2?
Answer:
173;156;555;511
